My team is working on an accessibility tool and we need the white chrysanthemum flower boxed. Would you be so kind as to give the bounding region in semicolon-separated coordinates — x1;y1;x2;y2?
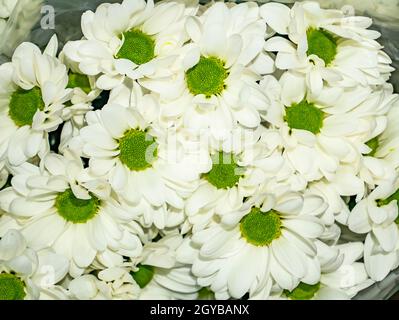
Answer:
0;0;17;19
0;152;143;277
273;241;373;300
262;1;394;96
260;71;397;195
141;1;274;137
184;127;287;233
132;233;200;300
68;233;200;300
178;191;325;299
348;178;399;281
0;35;72;166
67;270;140;300
0;229;69;300
63;0;198;90
78;94;208;229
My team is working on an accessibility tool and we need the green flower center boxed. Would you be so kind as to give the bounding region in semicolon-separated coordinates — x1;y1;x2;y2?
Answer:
0;273;26;300
67;72;91;94
55;188;100;223
198;287;215;300
118;129;158;171
285;100;324;134
307;28;337;66
377;188;399;224
130;264;154;289
116;29;155;65
366;136;380;156
240;208;282;246
203;152;243;189
284;282;320;300
186;56;228;98
8;87;45;127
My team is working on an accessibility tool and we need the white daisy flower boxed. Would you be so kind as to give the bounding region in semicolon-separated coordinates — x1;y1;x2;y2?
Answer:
275;241;373;300
141;1;274;137
132;233;200;300
0;229;69;300
262;1;394;96
78;94;208;229
0;35;72;166
0;152;143;277
67;270;140;300
260;71;397;193
184;126;286;233
63;0;198;90
178;191;325;299
348;178;399;281
69;233;200;300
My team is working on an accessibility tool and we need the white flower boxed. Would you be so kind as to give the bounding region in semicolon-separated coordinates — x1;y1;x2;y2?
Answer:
0;35;72;166
141;1;274;138
134;233;200;300
274;241;373;300
0;152;143;277
262;1;394;96
63;0;198;90
184;126;287;233
260;71;397;194
78;86;208;229
348;178;399;281
0;229;69;300
68;269;140;300
178;191;325;299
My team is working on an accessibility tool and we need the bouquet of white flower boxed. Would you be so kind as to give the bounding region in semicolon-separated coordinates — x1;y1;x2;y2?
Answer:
0;0;399;301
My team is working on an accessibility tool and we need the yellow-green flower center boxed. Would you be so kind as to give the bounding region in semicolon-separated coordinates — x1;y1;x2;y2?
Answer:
130;264;154;289
198;287;215;300
186;56;228;98
55;188;100;223
203;152;243;189
284;282;320;300
67;72;91;94
307;28;337;66
116;29;155;65
0;273;26;300
285;100;324;134
366;136;380;156
240;208;282;246
118;129;158;171
8;87;45;127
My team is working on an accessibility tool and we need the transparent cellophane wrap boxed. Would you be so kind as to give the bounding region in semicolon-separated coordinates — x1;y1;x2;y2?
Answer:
1;0;398;300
